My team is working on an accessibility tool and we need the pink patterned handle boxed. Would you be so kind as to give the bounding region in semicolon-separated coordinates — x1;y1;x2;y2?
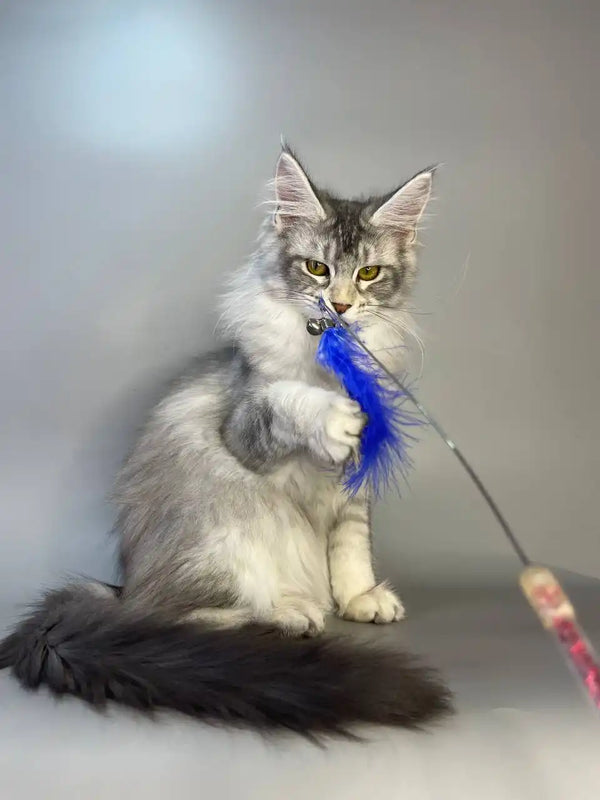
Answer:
520;566;600;711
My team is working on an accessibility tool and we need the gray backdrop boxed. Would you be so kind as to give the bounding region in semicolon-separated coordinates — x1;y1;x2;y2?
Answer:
2;4;600;799
1;0;598;599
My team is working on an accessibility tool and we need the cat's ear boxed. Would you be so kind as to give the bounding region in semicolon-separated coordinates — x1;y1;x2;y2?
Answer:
274;150;326;231
370;168;434;243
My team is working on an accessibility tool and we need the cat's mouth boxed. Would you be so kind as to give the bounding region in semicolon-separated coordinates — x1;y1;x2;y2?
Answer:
317;296;361;324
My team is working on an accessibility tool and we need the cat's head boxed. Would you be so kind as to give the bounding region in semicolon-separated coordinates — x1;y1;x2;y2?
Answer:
263;147;434;325
222;148;434;377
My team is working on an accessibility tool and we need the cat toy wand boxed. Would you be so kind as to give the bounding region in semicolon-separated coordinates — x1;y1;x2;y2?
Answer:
307;305;600;716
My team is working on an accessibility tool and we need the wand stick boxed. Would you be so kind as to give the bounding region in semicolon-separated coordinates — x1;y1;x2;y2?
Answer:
308;305;600;714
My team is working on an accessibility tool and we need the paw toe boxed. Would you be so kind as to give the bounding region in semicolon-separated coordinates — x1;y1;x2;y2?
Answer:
271;602;325;638
342;584;405;624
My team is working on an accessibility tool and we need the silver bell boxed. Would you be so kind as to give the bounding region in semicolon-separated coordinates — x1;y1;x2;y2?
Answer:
306;317;336;336
306;318;324;336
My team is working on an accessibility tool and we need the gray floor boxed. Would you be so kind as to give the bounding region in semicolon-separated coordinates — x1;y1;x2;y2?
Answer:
2;572;599;799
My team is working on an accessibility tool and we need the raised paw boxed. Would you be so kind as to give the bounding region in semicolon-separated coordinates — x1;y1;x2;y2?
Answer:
309;392;366;465
342;584;405;624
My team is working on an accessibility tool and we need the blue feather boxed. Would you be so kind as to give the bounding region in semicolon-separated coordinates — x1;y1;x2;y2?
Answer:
315;324;422;496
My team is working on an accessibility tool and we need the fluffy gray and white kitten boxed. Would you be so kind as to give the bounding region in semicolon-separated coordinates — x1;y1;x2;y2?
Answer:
1;149;451;736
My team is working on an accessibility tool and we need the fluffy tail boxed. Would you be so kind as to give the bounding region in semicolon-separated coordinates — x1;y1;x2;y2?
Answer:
0;583;452;738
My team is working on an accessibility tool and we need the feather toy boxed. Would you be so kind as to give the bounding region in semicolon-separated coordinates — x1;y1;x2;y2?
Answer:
308;311;423;496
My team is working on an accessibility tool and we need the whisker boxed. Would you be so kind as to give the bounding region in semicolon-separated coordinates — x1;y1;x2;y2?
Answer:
365;307;426;378
370;344;407;354
376;302;435;317
444;251;471;303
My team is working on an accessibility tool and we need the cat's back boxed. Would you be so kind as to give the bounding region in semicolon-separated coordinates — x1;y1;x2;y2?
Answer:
116;345;244;496
152;344;243;428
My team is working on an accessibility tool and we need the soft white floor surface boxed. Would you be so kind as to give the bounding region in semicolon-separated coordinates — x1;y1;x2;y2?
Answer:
1;578;598;799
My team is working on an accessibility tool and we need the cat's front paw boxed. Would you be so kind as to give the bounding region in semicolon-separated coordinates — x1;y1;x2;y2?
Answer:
341;584;405;624
309;392;366;465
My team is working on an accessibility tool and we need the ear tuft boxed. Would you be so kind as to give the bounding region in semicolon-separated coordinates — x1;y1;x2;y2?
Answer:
370;169;434;241
274;150;326;230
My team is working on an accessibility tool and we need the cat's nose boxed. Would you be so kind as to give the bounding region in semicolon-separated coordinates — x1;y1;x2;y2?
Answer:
332;302;352;315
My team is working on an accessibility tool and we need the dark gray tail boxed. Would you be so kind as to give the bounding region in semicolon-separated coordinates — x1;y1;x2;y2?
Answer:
0;583;452;738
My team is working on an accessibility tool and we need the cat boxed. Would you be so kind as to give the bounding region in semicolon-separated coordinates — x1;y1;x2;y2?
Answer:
0;148;451;737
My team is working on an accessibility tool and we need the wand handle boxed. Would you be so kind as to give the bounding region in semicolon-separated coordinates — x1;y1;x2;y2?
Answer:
520;565;600;713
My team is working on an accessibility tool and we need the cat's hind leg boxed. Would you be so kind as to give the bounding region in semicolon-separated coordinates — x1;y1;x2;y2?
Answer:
183;597;325;637
267;596;325;637
182;607;253;628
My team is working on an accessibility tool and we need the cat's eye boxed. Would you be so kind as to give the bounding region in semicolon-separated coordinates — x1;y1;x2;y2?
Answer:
305;259;329;277
357;265;381;281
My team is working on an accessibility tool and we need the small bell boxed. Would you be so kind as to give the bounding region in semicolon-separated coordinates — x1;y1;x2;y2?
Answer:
306;317;336;336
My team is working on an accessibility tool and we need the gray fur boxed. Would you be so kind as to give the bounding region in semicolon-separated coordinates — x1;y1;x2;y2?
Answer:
0;581;452;736
114;147;434;628
0;148;449;737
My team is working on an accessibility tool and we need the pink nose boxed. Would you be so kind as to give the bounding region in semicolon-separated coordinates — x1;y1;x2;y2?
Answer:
332;302;351;315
